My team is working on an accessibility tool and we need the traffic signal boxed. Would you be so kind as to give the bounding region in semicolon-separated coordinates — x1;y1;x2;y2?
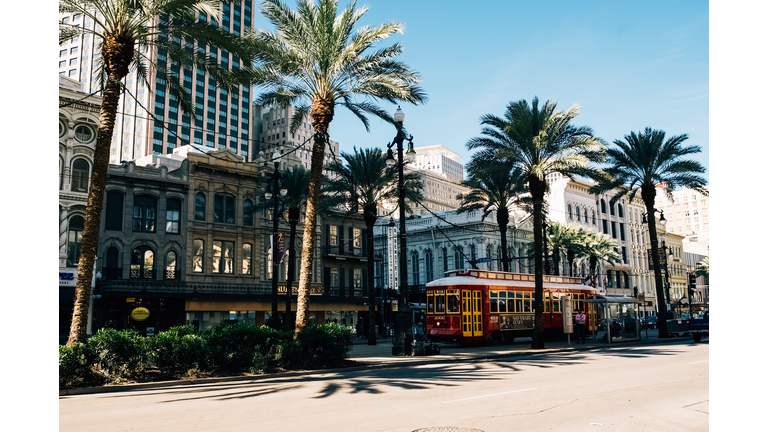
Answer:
688;273;696;288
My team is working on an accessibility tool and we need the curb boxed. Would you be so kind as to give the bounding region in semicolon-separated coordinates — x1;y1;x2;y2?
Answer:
59;335;690;396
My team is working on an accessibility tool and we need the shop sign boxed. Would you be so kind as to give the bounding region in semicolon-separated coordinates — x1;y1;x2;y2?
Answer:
130;307;150;321
59;268;77;287
126;297;136;303
637;294;645;302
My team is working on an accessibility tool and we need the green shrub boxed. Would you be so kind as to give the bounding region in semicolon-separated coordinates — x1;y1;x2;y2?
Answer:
148;326;207;378
280;324;354;370
88;328;149;383
200;322;290;374
59;343;104;389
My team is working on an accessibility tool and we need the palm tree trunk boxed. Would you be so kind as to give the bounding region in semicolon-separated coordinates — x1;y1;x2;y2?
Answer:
553;247;561;276
567;250;575;277
529;176;546;349
641;185;670;337
284;209;300;331
364;205;377;345
66;73;122;345
295;100;334;335
497;209;510;272
589;256;597;286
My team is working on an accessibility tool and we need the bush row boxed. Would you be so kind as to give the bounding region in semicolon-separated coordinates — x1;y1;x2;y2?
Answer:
59;322;354;389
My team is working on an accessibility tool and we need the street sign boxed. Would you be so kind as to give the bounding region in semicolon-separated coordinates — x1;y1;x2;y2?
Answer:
637;294;645;302
476;257;491;264
647;248;667;270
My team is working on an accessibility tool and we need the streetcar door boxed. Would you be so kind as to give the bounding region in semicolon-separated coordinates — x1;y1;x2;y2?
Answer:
462;290;483;337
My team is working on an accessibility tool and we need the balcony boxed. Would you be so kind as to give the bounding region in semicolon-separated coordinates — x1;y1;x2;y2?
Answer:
95;279;274;297
322;245;367;260
323;284;368;299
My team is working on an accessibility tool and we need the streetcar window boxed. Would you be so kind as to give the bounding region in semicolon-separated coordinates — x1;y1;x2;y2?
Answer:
427;292;435;314
500;291;509;313
523;292;532;313
490;291;498;313
572;293;585;312
552;293;561;313
544;292;550;313
515;292;523;312
436;294;446;313
447;290;460;313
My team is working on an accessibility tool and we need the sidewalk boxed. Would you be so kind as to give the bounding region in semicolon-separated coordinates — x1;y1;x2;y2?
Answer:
60;328;690;396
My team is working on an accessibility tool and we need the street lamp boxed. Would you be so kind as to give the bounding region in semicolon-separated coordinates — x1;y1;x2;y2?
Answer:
386;106;415;356
643;209;669;316
266;150;287;329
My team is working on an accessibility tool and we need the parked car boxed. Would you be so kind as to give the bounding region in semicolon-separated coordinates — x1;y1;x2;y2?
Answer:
642;316;658;329
689;310;709;342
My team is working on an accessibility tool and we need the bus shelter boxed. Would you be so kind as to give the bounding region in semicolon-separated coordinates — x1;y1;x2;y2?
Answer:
584;295;640;343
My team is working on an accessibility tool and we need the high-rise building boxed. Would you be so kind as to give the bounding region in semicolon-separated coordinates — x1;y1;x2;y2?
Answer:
58;1;257;164
654;186;709;236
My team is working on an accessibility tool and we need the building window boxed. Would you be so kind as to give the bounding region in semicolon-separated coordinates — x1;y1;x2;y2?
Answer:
454;247;465;271
592;210;596;225
618;204;624;218
610;221;617;239
212;240;234;273
193;239;204;272
329;225;338;246
165;251;177;279
602;219;608;235
601;199;607;214
70;159;90;192
411;253;420;285
243;199;253;226
243;243;252;275
195;192;206;221
575;206;581;222
104;247;120;280
130;246;155;279
166;198;181;234
568;204;573;220
66;215;85;267
105;191;123;231
133;195;157;232
442;247;449;272
610;202;615;216
425;250;434;282
214;193;235;223
486;246;493;271
74;124;94;143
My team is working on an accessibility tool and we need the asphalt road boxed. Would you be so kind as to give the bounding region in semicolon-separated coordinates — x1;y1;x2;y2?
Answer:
59;340;708;432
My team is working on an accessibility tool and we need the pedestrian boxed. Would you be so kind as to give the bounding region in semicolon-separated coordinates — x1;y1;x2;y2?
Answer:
355;319;363;339
333;318;338;325
575;309;587;344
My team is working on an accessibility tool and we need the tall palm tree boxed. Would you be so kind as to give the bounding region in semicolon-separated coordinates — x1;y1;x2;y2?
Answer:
580;231;621;288
249;0;426;334
59;0;255;345
546;222;586;276
456;159;528;272
565;224;592;277
467;97;605;349
323;147;424;344
588;127;707;338
280;166;311;331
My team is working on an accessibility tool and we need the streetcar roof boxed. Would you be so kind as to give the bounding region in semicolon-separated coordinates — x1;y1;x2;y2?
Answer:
425;275;596;291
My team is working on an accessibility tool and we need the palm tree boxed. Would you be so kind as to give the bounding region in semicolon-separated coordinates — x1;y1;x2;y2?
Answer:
588;127;707;338
565;224;592;277
279;166;311;331
466;97;605;349
456;159;528;272
59;0;255;345
249;0;426;334
580;231;621;288
546;222;585;276
695;256;709;278
323;147;423;344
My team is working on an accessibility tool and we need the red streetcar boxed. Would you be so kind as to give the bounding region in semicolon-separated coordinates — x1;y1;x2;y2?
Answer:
425;269;596;345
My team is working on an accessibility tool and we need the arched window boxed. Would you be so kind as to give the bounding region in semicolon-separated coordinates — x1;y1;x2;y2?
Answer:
104;246;120;279
618;204;624;218
425;250;434;282
165;198;181;234
192;239;204;273
592;210;597;225
194;192;206;221
71;159;90;192
214;193;235;224
575;206;581;221
601;199;607;214
610;202;615;216
130;246;155;279
442;247;448;273
470;244;476;263
584;207;589;224
67;215;85;267
454;247;465;271
105;191;124;231
486;246;493;271
165;251;177;279
411;253;420;285
133;195;157;232
568;204;573;220
243;199;254;226
213;240;234;273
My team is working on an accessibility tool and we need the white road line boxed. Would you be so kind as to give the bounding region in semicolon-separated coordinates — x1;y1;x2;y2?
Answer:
442;388;537;403
689;360;709;364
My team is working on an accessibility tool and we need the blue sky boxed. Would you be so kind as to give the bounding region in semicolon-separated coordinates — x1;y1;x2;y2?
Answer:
252;0;709;181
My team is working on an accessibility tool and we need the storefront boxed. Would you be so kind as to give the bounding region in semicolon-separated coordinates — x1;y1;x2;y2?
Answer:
585;295;640;343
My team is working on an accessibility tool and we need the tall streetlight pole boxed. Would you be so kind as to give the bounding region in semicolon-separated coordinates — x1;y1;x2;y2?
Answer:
266;150;287;329
386;106;416;356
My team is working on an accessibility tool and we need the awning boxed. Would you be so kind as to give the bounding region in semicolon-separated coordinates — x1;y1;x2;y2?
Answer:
584;295;638;304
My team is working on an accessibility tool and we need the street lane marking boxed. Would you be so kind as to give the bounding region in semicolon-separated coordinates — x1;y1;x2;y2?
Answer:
442;388;536;403
689;360;709;364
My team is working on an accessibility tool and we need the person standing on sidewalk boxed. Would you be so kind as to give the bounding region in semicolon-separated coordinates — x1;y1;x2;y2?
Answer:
575;310;587;344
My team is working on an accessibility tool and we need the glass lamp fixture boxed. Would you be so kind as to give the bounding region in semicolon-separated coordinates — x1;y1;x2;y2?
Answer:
394;106;405;123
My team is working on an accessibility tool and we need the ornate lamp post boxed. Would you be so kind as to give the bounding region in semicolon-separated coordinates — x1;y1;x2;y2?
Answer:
642;209;668;316
265;150;287;329
385;106;416;356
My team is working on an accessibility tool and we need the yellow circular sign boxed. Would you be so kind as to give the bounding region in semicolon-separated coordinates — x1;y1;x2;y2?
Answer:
130;307;150;321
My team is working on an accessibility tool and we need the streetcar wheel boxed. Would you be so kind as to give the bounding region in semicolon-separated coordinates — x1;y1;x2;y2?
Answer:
692;333;702;343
